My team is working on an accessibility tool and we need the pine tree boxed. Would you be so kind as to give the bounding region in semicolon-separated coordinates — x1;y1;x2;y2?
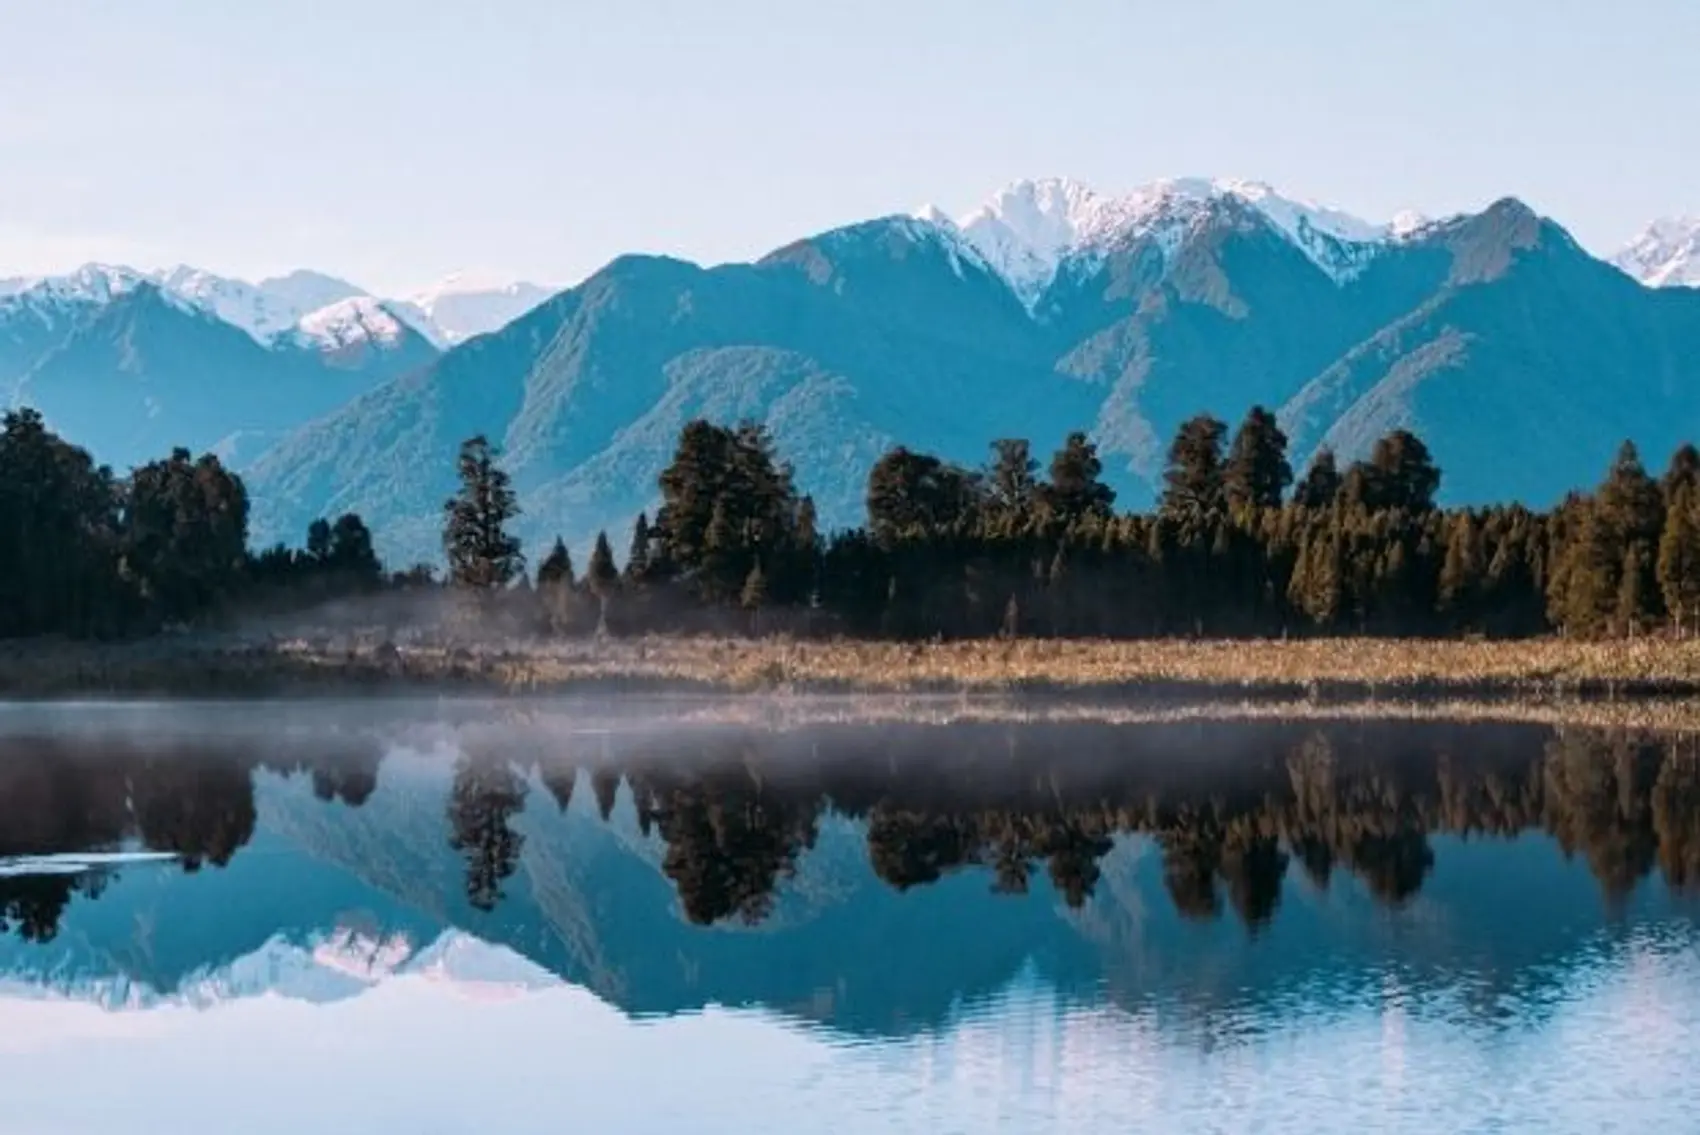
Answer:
987;438;1039;530
1293;449;1342;509
1618;543;1653;635
1041;432;1115;528
442;435;523;591
1223;406;1292;513
1658;485;1700;635
536;536;577;634
1663;443;1700;502
1365;430;1441;512
1161;415;1228;518
586;531;618;597
1556;504;1620;636
537;537;575;589
586;530;619;636
1437;512;1482;623
624;512;651;584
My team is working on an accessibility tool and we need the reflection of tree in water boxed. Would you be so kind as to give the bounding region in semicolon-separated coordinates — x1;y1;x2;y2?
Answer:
447;757;528;912
11;719;1700;940
0;733;382;943
0;871;110;944
577;722;1700;931
1543;733;1662;904
130;757;259;871
632;767;820;925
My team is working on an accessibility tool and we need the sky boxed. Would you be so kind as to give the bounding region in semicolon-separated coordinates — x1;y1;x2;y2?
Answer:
1;0;1696;295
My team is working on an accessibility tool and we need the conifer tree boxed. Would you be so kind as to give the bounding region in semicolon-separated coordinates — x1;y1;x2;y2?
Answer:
1223;406;1292;513
1663;443;1700;501
625;512;651;584
1293;449;1342;509
987;438;1039;530
1437;513;1482;622
1658;485;1700;635
586;530;619;635
1162;415;1228;518
442;435;523;591
1619;543;1652;635
536;536;577;634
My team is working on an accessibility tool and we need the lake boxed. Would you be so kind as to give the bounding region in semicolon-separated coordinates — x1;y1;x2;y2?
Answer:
2;702;1699;1133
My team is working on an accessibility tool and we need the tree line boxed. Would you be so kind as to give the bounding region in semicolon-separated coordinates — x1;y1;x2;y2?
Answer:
9;401;1700;640
450;410;1700;640
8;721;1700;941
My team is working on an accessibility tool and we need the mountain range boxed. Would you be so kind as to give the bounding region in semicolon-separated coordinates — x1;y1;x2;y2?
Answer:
0;265;549;471
5;181;1699;563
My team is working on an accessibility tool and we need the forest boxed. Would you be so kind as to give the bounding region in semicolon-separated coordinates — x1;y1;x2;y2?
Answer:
4;720;1700;943
3;402;1699;642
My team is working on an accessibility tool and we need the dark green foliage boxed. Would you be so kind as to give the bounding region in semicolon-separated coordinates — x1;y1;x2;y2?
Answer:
1161;414;1228;518
1659;485;1700;633
1224;406;1293;513
123;447;250;625
443;435;523;591
653;419;804;605
587;531;619;598
10;407;1700;646
867;446;982;547
1040;432;1115;527
986;438;1039;532
1293;448;1342;509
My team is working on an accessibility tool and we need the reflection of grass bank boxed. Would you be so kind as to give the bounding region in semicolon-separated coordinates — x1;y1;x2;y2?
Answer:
8;635;1700;707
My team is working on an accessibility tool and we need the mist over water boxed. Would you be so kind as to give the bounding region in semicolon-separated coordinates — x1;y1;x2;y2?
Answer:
2;702;1699;1132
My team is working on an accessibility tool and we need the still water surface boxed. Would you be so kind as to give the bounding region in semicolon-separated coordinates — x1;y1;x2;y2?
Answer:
1;703;1698;1132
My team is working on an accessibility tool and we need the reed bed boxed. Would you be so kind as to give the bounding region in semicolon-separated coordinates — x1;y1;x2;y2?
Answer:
6;633;1700;704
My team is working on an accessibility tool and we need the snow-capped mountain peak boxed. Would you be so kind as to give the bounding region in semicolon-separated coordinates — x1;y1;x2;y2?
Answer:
153;266;367;342
1613;215;1700;288
288;295;417;351
945;176;1396;306
0;263;148;305
404;272;554;346
1;261;544;350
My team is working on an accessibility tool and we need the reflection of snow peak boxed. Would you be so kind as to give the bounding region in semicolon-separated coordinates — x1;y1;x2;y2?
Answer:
0;929;557;1012
0;851;179;877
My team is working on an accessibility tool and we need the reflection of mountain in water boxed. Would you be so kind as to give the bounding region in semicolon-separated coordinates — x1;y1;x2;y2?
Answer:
1;715;1698;1039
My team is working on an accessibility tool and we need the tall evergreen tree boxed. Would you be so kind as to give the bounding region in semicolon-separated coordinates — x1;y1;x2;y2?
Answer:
625;512;653;584
442;435;523;591
586;530;619;598
1293;449;1342;509
1437;512;1483;621
1663;443;1700;501
1161;415;1228;518
1223;406;1292;513
1041;432;1115;527
124;448;250;624
1658;485;1700;634
987;438;1039;530
1362;430;1441;512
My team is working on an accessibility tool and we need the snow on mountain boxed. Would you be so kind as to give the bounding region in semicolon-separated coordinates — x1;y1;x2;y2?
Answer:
0;264;149;327
287;295;416;351
0;262;538;350
940;176;1398;306
0;928;556;1012
1613;216;1700;288
405;272;554;345
154;266;365;341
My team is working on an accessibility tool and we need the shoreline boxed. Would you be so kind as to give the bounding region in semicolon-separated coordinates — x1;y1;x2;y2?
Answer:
6;635;1700;710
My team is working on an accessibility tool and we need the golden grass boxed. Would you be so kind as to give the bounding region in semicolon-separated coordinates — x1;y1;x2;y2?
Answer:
6;633;1700;704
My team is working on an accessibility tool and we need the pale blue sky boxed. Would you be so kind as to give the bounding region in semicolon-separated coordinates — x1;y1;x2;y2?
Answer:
2;0;1695;294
